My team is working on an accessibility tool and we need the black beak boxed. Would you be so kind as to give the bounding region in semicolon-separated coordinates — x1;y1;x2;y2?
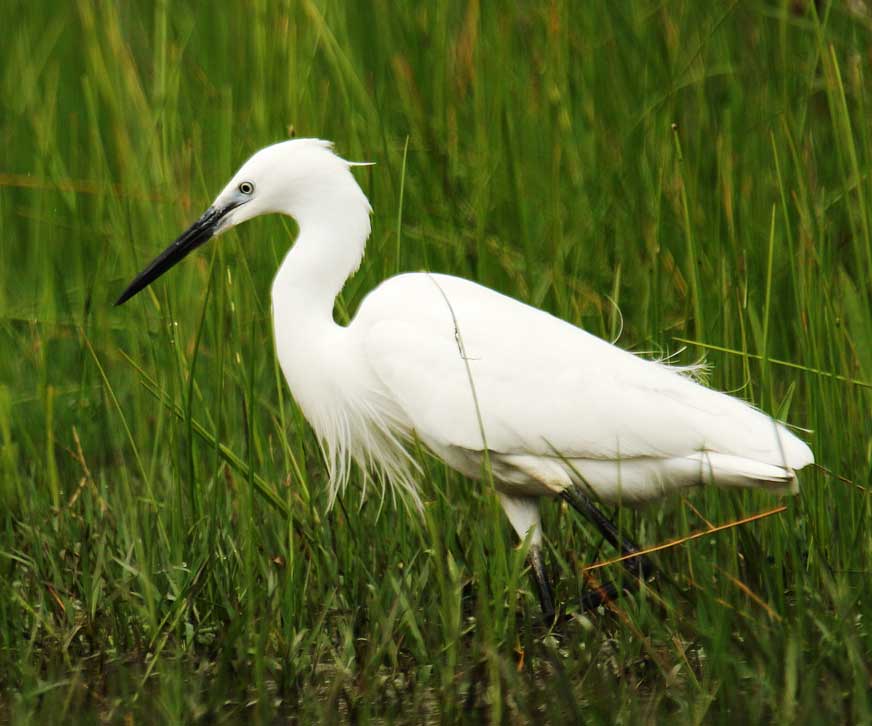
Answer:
115;204;237;306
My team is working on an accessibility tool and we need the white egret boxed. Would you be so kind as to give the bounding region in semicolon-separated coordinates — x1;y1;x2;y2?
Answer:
117;139;814;619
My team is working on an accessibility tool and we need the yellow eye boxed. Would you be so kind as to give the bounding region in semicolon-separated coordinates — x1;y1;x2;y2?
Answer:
238;181;255;195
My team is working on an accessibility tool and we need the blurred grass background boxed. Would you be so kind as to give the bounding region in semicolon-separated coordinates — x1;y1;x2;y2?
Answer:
1;0;871;722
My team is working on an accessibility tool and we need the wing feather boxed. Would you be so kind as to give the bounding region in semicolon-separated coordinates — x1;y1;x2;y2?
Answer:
356;273;812;470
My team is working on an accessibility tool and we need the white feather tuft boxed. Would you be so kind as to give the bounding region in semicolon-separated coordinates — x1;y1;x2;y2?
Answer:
310;389;423;513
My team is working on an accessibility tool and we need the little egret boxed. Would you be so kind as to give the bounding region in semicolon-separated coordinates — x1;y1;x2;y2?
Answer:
117;139;814;620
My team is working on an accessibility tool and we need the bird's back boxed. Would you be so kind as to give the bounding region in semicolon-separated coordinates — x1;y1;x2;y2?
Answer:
352;272;813;500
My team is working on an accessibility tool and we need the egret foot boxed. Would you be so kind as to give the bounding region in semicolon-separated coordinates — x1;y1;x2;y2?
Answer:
561;484;654;610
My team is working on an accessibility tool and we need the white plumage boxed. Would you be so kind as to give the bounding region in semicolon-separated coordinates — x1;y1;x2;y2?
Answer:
118;137;814;564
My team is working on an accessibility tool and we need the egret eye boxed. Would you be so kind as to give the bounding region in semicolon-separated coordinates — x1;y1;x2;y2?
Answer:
238;181;255;195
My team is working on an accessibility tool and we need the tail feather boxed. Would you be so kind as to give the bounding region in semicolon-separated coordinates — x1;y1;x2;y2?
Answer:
688;451;801;495
774;422;815;470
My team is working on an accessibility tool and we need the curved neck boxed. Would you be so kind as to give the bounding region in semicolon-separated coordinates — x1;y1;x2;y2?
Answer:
271;182;371;327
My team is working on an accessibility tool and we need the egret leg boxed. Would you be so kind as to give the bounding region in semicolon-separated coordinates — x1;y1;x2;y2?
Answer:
529;544;556;623
561;484;654;609
495;492;558;621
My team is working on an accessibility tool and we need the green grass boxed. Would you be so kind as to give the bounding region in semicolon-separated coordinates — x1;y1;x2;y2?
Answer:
1;0;871;722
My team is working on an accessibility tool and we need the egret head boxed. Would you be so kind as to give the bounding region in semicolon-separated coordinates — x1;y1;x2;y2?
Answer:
115;138;368;305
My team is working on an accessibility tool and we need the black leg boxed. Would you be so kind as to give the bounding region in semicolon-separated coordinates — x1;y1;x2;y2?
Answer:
529;544;556;623
561;484;654;609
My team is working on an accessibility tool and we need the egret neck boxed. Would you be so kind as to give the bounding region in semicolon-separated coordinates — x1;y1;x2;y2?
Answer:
270;175;371;330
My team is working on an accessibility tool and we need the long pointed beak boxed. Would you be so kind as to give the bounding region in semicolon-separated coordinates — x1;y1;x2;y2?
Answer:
115;204;236;306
